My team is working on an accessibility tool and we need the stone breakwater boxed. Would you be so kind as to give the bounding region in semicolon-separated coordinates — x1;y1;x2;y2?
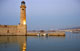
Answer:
27;32;65;36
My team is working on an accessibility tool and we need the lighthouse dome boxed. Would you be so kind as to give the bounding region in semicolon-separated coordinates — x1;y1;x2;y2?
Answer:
21;1;25;5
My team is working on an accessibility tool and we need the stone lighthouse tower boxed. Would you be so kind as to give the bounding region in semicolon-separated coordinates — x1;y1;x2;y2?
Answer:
17;1;27;35
20;1;26;25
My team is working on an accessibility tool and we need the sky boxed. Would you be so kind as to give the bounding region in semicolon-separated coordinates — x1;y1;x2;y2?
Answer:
0;0;80;30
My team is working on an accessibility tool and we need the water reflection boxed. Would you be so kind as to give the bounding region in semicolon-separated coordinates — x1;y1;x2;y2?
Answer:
0;36;27;51
27;36;65;51
0;32;80;51
27;33;80;51
66;32;80;39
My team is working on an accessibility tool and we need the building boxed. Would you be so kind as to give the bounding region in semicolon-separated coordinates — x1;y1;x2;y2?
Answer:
0;1;27;35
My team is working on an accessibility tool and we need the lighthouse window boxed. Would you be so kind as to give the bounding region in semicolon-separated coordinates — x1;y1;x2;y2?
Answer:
22;9;24;10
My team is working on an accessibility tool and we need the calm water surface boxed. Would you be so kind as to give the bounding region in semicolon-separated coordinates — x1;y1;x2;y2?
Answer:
0;32;80;51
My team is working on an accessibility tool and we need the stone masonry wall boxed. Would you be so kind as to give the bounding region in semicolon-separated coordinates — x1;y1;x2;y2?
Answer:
0;25;27;35
0;25;17;35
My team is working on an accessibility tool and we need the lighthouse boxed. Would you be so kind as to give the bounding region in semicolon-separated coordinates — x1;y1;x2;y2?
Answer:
20;1;26;25
17;1;27;35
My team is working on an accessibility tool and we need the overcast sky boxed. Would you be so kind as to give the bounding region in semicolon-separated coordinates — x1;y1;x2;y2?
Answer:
0;0;80;30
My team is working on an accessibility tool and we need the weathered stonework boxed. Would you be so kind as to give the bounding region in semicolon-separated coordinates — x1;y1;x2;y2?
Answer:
0;1;27;35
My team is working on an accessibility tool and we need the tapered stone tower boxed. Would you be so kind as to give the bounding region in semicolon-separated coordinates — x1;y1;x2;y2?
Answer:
20;1;26;25
17;1;27;35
